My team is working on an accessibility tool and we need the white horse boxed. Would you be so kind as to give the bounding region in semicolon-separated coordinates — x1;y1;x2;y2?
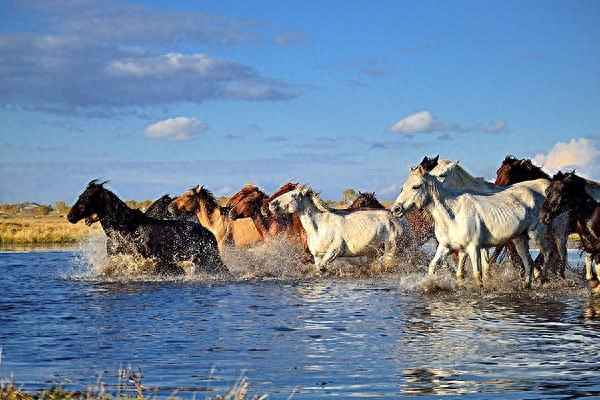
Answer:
429;159;569;278
391;165;553;288
269;185;408;271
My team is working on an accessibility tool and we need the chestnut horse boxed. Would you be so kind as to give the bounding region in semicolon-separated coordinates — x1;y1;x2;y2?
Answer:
226;183;312;262
227;185;295;240
169;185;262;251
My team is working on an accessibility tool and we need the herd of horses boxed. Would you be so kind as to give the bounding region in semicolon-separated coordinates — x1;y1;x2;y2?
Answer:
66;155;600;291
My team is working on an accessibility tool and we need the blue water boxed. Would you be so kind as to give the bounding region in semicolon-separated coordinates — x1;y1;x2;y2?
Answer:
1;249;600;399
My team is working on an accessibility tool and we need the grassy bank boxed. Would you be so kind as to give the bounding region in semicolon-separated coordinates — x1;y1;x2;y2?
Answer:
0;215;100;245
0;374;266;400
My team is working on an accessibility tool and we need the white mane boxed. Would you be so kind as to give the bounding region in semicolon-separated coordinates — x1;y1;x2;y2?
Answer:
430;159;496;193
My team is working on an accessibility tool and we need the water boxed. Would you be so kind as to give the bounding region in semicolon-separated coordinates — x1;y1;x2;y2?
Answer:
1;245;600;399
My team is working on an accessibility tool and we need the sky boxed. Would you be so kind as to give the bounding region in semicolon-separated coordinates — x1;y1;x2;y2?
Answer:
1;0;599;203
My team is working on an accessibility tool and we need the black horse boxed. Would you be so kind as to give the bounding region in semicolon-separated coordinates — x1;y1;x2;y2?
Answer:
541;171;600;287
67;180;228;276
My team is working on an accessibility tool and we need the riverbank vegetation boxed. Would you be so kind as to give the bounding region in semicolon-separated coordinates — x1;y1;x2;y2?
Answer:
0;373;266;400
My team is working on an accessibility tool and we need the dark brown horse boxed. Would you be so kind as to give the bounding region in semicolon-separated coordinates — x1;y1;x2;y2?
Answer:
347;192;386;210
68;180;227;276
495;155;550;186
541;171;600;289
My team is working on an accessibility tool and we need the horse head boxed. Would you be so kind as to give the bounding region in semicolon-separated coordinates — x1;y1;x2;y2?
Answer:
227;185;268;220
540;170;583;224
495;155;549;185
391;165;433;217
67;179;109;224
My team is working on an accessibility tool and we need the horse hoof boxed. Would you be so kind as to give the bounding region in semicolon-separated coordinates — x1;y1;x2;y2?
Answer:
587;279;600;290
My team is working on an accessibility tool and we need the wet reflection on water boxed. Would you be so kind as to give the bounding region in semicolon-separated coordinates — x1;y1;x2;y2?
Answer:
1;250;600;399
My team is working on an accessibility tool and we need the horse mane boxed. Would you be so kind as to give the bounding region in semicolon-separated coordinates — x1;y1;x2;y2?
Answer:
194;186;221;215
94;184;145;222
300;186;337;213
267;182;299;202
431;160;494;189
419;155;439;172
227;185;267;206
349;191;385;209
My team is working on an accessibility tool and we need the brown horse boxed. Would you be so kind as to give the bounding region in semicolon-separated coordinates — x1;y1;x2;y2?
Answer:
227;185;294;240
347;192;386;210
169;185;262;251
495;155;550;186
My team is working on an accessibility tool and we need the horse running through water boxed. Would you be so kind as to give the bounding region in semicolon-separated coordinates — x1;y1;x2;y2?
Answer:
423;156;567;279
348;191;435;249
494;155;600;277
391;166;554;288
269;185;409;271
540;172;600;291
227;185;294;240
67;180;227;276
169;185;262;251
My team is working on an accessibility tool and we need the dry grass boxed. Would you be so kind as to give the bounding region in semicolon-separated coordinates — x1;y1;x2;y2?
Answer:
0;215;100;245
0;375;266;400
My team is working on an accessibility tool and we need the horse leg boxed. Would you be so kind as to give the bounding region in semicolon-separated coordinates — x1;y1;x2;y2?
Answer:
488;245;504;266
506;241;525;277
428;244;450;275
512;235;535;289
481;248;491;281
315;246;341;273
585;254;595;281
455;251;466;280
466;245;482;286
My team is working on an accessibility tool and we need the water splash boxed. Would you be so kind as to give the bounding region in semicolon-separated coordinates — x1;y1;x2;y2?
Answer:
68;234;592;298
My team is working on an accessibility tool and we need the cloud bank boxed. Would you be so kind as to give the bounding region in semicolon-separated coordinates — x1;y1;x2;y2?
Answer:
0;1;298;114
533;138;600;175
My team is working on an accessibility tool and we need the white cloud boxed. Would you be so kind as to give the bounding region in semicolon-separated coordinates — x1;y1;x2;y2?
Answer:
144;117;208;140
390;111;507;136
107;53;244;78
533;138;600;174
390;111;442;134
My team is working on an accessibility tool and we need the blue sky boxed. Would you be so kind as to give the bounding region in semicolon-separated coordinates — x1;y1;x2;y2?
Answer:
1;0;599;203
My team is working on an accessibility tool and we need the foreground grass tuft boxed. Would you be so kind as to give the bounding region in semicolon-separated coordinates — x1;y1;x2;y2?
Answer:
1;368;267;400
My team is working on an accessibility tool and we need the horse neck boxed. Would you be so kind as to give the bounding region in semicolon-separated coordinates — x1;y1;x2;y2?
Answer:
248;209;271;240
196;201;228;230
297;197;326;236
97;190;143;232
425;180;455;227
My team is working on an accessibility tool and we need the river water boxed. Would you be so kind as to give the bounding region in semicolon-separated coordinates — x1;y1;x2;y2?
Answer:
1;244;600;399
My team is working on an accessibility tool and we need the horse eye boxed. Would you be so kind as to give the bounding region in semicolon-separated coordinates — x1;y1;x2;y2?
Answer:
412;185;421;190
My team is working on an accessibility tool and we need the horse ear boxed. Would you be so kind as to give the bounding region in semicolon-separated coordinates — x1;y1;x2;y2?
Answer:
100;180;110;186
432;155;439;163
